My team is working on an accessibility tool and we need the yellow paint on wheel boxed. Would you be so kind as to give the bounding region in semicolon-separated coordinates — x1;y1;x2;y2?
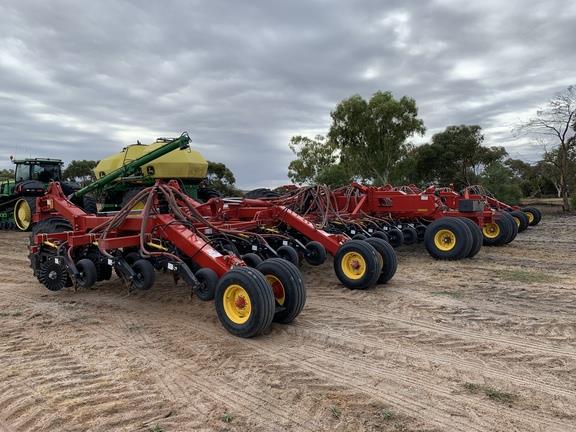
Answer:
433;229;457;252
14;199;32;231
341;251;366;280
513;217;520;227
482;222;500;239
223;284;252;324
524;211;534;224
266;274;285;306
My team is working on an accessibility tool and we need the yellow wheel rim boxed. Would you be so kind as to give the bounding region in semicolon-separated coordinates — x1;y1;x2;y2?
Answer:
14;199;32;230
341;252;366;280
433;229;457;251
513;217;520;227
525;211;534;224
266;275;285;306
482;222;500;239
223;284;252;324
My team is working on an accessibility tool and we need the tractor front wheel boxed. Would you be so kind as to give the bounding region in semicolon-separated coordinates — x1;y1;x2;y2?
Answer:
215;267;275;337
14;197;36;231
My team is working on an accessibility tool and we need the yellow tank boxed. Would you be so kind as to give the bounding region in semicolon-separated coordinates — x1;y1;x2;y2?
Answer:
94;138;208;180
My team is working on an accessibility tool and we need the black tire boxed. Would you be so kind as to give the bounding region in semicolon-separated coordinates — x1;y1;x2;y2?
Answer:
76;258;98;288
13;196;36;231
215;267;275;337
241;253;263;268
424;217;473;260
304;241;326;266
499;212;518;244
244;188;281;199
481;216;507;246
415;225;427;242
521;207;542;226
30;217;72;247
386;227;404;248
194;268;218;301
198;187;222;202
458;218;483;258
333;240;382;290
365;237;398;284
372;230;389;242
277;245;299;266
124;251;141;266
257;258;306;324
352;233;367;240
401;226;418;245
510;210;529;232
82;194;98;214
121;187;147;210
131;259;155;290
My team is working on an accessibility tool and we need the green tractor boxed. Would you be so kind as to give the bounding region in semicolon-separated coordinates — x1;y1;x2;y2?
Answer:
0;157;79;230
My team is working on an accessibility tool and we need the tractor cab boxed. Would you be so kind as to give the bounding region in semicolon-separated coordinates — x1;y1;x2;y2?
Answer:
13;158;63;184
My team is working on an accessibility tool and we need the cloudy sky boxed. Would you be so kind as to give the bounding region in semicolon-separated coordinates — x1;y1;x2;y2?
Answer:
1;0;575;188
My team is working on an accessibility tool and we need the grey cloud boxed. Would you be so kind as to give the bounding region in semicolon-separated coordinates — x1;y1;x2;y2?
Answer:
1;0;575;187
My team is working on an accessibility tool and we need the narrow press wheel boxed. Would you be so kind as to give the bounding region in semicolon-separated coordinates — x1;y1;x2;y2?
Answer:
333;240;382;289
257;258;306;324
304;241;326;266
14;197;36;231
424;218;473;260
215;267;275;337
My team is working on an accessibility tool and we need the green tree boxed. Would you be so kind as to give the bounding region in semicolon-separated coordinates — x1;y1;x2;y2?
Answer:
414;125;507;188
63;160;98;186
480;161;523;204
0;168;14;181
518;85;576;211
328;91;425;184
203;161;242;196
287;135;351;186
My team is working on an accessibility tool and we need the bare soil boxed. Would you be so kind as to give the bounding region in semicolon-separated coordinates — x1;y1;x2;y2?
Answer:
0;214;575;432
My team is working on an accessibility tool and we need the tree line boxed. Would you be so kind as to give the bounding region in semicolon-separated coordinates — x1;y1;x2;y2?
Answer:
288;87;576;211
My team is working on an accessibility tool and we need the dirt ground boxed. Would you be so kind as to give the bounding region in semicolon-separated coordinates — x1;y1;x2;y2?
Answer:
0;213;575;432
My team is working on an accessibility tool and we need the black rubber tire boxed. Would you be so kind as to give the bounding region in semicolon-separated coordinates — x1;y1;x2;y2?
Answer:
481;216;508;246
372;230;389;242
304;241;327;266
241;253;263;268
458;218;483;258
510;210;529;232
131;259;155;290
521;207;542;226
277;245;299;267
415;225;427;242
401;226;418;245
76;258;98;288
244;188;281;199
333;240;382;290
214;267;275;337
197;187;222;202
499;212;518;244
257;258;306;324
386;227;404;248
352;233;367;240
30;217;72;247
364;237;398;284
124;251;141;266
194;268;218;301
82;194;98;214
424;217;473;260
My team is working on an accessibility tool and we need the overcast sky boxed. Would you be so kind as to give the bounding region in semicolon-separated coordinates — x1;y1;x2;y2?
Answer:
1;0;575;188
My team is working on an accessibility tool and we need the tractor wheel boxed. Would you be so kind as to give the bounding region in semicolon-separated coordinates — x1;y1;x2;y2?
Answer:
82;194;98;214
304;241;326;266
131;259;155;290
458;218;483;258
215;267;275;337
415;225;427;242
365;237;397;284
424;217;473;260
333;240;382;290
241;253;263;268
401;226;418;245
121;188;147;211
244;188;281;199
387;227;404;248
257;258;306;324
521;207;542;226
194;268;218;301
14;197;36;231
372;230;389;242
277;245;299;266
510;210;529;232
75;258;98;288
